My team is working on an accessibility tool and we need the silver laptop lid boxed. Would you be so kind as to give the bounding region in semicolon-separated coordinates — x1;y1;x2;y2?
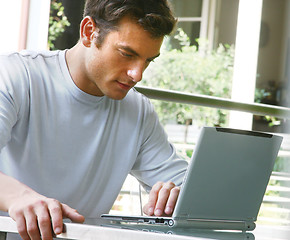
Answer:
173;127;283;222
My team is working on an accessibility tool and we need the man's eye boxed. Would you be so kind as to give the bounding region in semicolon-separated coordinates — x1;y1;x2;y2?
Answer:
120;51;133;58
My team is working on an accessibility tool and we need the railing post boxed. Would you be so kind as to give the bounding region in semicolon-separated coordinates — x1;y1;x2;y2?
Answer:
229;0;263;130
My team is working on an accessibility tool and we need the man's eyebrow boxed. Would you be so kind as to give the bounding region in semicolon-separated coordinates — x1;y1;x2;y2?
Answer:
118;45;160;61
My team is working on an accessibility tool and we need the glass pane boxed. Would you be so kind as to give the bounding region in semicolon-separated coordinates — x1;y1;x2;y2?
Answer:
170;0;203;17
176;21;201;47
142;1;236;99
256;0;288;110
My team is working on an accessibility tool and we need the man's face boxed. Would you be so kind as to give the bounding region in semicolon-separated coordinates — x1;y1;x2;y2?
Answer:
81;16;163;100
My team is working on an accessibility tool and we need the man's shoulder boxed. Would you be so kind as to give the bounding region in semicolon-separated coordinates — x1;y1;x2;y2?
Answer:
0;51;25;66
0;52;29;82
0;50;63;72
0;49;61;60
0;50;66;94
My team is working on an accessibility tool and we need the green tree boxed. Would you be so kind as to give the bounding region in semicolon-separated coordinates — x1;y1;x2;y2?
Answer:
142;29;234;127
48;0;70;50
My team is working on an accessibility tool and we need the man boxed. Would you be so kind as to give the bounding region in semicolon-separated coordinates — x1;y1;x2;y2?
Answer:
0;0;188;239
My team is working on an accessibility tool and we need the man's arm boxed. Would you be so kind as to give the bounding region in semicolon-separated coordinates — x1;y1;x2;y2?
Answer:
0;171;85;240
143;181;180;216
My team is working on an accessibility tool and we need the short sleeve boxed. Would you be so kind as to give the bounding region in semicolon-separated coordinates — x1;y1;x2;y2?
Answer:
0;54;28;150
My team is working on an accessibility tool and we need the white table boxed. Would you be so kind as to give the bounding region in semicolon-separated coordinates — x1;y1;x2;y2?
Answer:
0;216;289;240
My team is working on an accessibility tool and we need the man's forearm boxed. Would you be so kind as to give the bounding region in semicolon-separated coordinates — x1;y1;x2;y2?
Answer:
0;171;34;212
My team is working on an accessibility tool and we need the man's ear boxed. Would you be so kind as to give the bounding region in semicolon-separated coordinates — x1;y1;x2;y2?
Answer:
80;16;99;47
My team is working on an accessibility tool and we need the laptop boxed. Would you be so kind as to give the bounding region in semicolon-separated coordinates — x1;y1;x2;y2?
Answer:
102;127;283;231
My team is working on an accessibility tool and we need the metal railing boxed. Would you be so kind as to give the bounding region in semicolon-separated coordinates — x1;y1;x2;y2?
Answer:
135;86;290;119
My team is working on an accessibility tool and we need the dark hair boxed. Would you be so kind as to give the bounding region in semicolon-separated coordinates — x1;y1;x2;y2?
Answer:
83;0;176;44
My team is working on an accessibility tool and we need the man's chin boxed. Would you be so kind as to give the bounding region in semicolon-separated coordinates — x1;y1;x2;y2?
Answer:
106;90;130;100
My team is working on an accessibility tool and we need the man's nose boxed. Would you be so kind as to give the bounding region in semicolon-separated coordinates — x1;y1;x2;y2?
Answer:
127;65;144;83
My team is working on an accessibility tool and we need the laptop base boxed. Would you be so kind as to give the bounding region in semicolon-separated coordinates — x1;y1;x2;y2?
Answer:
101;214;256;231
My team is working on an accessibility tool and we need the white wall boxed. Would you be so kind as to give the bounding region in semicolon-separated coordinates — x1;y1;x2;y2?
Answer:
0;0;23;52
0;0;50;53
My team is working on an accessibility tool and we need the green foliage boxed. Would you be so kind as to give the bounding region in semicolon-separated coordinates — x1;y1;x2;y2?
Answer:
186;149;193;158
48;0;70;50
255;88;271;103
273;157;286;172
255;88;281;127
142;29;234;126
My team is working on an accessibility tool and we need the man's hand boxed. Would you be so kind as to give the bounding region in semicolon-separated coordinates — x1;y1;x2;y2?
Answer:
143;181;180;216
8;189;85;240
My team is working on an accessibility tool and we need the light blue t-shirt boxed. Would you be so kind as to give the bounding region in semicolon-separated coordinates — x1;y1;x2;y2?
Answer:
0;50;187;222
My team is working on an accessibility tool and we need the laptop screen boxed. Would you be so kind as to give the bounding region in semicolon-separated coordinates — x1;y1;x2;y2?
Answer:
173;127;282;222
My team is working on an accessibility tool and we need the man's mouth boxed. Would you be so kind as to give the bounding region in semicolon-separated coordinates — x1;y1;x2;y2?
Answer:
117;81;133;90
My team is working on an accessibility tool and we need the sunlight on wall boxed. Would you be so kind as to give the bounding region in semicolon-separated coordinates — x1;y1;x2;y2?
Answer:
26;0;50;50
